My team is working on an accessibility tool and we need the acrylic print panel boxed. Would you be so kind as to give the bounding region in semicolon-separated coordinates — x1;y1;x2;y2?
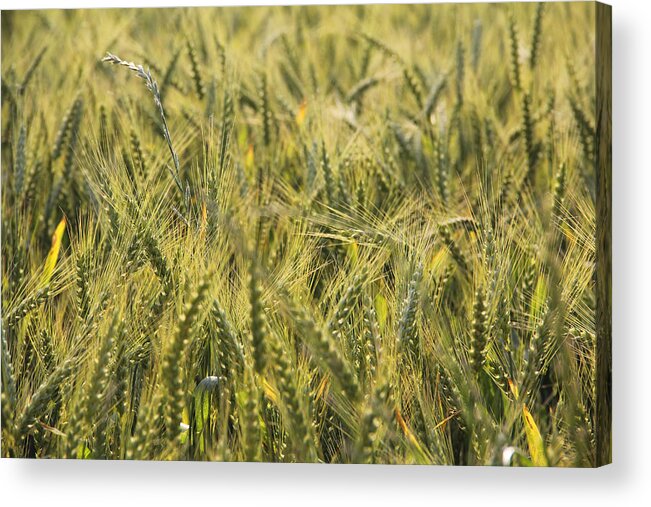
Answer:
0;1;611;466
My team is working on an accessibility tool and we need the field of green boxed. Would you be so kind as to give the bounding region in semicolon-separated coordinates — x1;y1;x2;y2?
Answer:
1;2;601;465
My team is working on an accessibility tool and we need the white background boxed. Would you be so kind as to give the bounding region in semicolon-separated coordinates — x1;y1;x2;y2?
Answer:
0;0;648;505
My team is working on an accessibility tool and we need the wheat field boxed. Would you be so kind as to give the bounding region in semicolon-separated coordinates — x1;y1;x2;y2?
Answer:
1;2;607;465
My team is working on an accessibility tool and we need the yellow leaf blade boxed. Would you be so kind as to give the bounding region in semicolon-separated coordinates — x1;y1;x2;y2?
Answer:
296;99;307;126
522;405;549;467
41;217;66;285
346;240;358;265
245;144;255;170
374;294;388;332
508;378;519;400
262;378;279;405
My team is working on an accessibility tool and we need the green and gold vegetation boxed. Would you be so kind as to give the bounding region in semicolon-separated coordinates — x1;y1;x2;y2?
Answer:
1;2;605;465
